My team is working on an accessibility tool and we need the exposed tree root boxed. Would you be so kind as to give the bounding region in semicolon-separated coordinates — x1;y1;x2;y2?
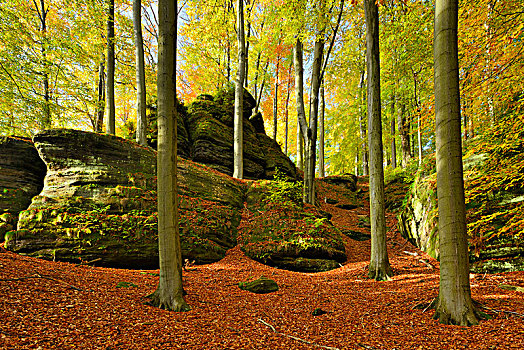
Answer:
146;290;190;312
430;296;481;326
258;318;340;350
367;264;393;281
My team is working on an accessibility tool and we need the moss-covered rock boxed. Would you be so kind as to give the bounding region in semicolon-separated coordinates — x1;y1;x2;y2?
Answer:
397;151;524;273
238;276;279;294
6;129;243;268
239;180;346;272
185;87;296;180
0;136;46;241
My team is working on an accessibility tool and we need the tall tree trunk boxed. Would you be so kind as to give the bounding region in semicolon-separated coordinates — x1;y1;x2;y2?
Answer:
272;57;279;141
358;71;368;176
397;100;410;167
105;0;116;134
304;38;324;204
149;0;189;312
134;0;147;146
319;82;325;177
433;0;479;326
390;97;397;169
364;0;392;281
255;60;269;113
96;61;105;132
294;38;307;172
35;0;51;129
233;0;246;179
284;62;292;156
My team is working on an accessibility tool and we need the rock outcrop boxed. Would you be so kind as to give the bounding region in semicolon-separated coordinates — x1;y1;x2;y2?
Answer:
0;137;46;240
5;129;344;272
181;87;296;180
398;153;524;273
6;129;245;268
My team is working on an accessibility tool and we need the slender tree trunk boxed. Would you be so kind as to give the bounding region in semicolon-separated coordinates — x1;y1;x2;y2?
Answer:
35;0;51;129
294;38;307;172
354;153;359;175
433;0;479;326
417;113;422;165
319;82;325;177
390;97;397;169
134;0;147;146
105;0;116;134
272;57;279;141
364;0;392;281
397;100;410;167
255;60;269;113
149;0;189;312
358;71;368;176
284;62;292;156
304;38;324;204
96;61;105;132
233;0;246;179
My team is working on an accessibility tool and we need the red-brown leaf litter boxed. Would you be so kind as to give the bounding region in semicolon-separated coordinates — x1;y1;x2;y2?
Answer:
1;179;523;350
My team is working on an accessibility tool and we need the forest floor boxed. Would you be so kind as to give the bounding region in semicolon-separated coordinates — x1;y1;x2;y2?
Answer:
1;180;523;350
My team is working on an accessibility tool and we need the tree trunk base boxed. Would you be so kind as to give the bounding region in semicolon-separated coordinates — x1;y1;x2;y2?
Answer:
367;262;393;281
146;289;190;312
431;296;481;326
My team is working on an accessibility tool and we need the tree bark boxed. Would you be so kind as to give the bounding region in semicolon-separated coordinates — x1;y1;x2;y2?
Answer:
319;82;325;177
390;98;397;169
433;0;479;326
294;38;307;172
35;0;51;129
364;0;392;281
284;62;292;156
233;0;246;179
272;57;279;141
304;38;324;204
149;0;189;312
397;100;410;167
105;0;116;135
96;61;105;133
358;71;368;176
134;0;147;146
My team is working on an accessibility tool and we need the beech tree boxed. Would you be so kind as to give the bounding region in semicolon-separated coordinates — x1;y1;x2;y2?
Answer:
134;0;147;146
432;0;479;326
364;0;392;281
105;0;116;135
233;0;246;179
148;0;189;312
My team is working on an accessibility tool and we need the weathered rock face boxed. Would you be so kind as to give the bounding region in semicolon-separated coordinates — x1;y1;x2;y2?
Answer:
6;129;245;268
319;174;358;192
5;129;340;273
397;153;524;273
397;174;439;259
0;137;46;240
183;87;296;180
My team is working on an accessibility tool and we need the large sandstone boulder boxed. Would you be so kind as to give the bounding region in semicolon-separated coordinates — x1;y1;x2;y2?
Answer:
0;137;46;240
6;129;245;268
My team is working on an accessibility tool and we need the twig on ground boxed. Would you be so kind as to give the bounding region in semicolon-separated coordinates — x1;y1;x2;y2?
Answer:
0;273;84;291
480;305;524;318
419;259;435;269
257;318;340;350
80;258;102;266
357;343;380;350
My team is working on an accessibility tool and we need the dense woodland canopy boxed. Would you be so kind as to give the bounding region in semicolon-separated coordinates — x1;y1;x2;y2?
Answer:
1;0;522;174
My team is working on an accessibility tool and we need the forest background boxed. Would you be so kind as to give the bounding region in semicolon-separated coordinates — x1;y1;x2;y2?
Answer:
2;0;522;177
